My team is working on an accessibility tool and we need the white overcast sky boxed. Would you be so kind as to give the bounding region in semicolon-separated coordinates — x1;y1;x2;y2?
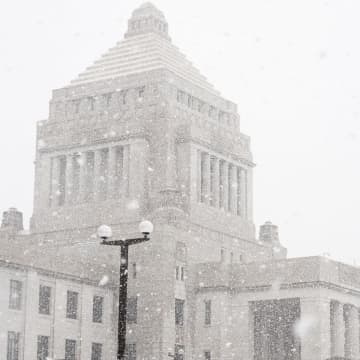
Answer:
0;0;359;264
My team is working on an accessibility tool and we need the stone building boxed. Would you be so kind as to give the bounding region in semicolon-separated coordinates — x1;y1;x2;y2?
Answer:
1;3;360;360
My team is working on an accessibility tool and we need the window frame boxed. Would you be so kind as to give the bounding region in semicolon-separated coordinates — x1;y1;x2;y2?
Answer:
7;331;20;360
37;335;50;360
204;300;211;326
39;285;52;315
127;297;137;324
9;280;22;310
92;295;104;324
65;339;77;360
66;290;79;320
175;298;185;326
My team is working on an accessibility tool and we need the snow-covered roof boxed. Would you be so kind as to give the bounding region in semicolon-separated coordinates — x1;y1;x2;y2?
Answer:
68;3;219;95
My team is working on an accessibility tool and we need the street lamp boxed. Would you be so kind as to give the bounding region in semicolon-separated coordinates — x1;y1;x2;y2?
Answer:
97;220;154;360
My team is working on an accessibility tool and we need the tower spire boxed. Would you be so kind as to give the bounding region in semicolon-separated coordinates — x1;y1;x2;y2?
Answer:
125;2;170;40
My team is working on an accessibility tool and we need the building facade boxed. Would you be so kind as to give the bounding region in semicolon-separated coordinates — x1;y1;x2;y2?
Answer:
1;3;360;360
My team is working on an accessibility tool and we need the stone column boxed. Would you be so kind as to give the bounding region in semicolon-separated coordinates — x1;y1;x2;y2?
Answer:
240;168;247;218
50;156;60;207
229;164;238;214
78;152;87;203
196;150;202;202
221;161;229;211
344;304;360;359
65;154;73;205
300;298;331;360
107;146;117;198
93;149;102;201
331;301;345;358
122;145;130;197
212;157;220;208
246;168;253;221
201;153;211;204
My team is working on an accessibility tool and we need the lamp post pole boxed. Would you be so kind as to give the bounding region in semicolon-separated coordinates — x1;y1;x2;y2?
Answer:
98;222;153;360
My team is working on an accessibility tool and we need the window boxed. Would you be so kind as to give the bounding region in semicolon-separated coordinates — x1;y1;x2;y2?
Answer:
65;339;76;360
175;299;185;326
103;93;112;107
7;332;20;360
220;248;225;262
66;291;78;319
127;297;137;323
39;285;51;315
137;87;145;99
37;335;49;360
175;345;185;360
119;90;127;105
204;351;211;360
88;96;95;111
132;263;137;279
9;280;22;310
93;296;103;323
175;266;179;280
125;343;136;360
180;267;185;281
204;300;211;325
91;343;102;360
73;99;80;114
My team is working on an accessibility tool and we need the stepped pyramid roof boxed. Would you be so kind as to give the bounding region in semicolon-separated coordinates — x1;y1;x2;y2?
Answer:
69;2;219;95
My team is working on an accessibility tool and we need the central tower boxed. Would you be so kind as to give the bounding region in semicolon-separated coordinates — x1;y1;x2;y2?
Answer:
30;3;274;359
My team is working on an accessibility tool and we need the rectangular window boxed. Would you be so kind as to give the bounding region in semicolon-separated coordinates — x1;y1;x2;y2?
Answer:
9;280;22;310
65;339;76;360
220;248;225;262
138;87;145;99
88;96;95;111
175;266;179;280
93;296;103;323
205;300;211;325
7;332;20;360
91;343;102;360
39;285;51;315
37;335;49;360
127;297;137;323
103;93;112;107
181;267;185;281
125;343;136;360
72;99;80;114
119;90;127;105
175;299;185;326
175;345;185;360
204;351;211;360
66;291;78;319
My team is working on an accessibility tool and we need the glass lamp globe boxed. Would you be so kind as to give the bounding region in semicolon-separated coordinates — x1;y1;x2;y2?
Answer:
97;224;113;240
139;220;154;235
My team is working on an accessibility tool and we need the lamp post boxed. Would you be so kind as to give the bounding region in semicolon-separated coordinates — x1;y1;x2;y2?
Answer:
97;220;154;360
